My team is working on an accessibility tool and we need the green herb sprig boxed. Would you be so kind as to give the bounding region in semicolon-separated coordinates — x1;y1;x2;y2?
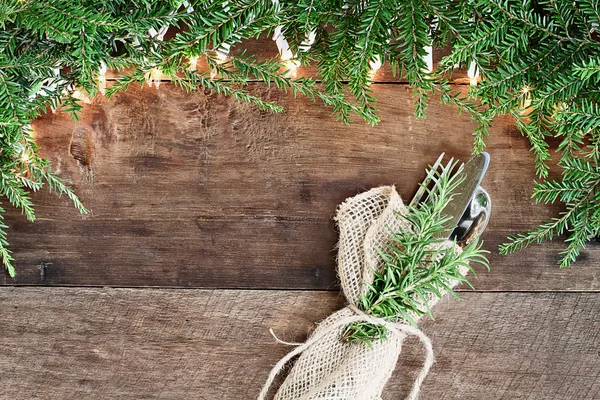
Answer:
344;162;490;344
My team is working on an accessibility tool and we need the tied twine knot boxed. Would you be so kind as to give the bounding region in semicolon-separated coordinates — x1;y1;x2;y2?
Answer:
258;304;434;400
258;187;455;400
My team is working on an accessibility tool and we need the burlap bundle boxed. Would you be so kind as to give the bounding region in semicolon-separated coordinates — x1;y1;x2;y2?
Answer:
259;186;470;400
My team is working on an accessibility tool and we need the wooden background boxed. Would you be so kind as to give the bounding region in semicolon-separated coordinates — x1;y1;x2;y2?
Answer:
1;44;599;399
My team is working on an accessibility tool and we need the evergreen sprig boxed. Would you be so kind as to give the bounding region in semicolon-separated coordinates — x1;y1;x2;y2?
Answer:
345;161;490;344
453;1;600;267
500;155;600;268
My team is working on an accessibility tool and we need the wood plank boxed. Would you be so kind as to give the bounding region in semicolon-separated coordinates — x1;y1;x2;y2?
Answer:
2;83;598;289
0;287;598;399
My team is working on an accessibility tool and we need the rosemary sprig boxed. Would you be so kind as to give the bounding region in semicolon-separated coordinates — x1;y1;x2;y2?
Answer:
344;162;490;344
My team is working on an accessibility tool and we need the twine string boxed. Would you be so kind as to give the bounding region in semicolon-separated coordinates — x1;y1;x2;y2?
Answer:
258;305;434;400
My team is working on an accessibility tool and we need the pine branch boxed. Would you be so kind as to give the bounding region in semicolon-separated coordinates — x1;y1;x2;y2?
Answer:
500;156;600;267
344;161;489;344
213;53;370;123
0;204;15;278
511;109;551;179
488;0;577;42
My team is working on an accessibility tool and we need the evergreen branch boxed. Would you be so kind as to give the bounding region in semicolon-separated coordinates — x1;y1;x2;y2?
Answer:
43;3;119;29
488;0;577;42
31;165;88;215
575;60;600;80
215;54;371;123
577;0;600;23
344;161;489;343
0;205;16;277
442;21;508;67
0;72;21;122
176;71;285;114
0;171;36;222
480;40;563;91
511;109;551;179
500;156;600;267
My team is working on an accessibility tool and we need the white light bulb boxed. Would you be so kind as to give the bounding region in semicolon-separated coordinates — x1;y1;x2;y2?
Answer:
467;60;479;86
521;86;532;108
189;56;199;72
299;31;316;53
423;45;433;73
72;90;92;104
368;56;382;82
215;43;230;64
422;18;438;73
151;67;162;88
98;62;107;95
208;43;231;78
145;68;162;88
283;59;300;78
274;26;300;77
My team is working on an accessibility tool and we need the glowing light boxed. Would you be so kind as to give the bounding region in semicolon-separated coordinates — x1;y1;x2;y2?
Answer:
72;90;92;104
368;56;382;82
152;68;162;88
467;60;480;86
98;75;106;94
273;25;299;77
521;86;532;109
283;59;300;78
98;62;107;95
145;67;162;88
189;56;199;72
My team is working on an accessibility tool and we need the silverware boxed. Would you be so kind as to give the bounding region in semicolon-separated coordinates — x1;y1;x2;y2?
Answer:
454;187;492;247
435;152;489;239
410;153;491;244
409;152;449;207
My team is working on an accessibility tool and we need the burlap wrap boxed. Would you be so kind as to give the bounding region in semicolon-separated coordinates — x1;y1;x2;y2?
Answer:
259;186;470;400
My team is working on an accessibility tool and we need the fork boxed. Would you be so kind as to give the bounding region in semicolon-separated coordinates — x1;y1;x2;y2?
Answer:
409;152;456;207
409;153;491;247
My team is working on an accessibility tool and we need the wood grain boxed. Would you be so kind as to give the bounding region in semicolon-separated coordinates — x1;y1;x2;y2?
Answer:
0;287;598;399
2;83;598;289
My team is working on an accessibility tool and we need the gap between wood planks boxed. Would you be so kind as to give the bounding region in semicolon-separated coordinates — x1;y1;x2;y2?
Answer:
2;284;600;293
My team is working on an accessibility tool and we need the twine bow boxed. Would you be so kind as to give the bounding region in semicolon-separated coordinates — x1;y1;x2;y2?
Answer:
258;304;434;400
258;186;464;400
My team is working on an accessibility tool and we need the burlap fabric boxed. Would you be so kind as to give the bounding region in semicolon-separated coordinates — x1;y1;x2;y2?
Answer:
259;186;470;400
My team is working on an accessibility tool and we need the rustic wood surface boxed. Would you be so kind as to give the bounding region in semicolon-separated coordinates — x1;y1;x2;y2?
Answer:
1;83;598;289
2;58;599;399
1;287;598;400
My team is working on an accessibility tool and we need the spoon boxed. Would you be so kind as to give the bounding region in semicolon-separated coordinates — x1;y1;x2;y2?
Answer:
452;186;492;247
